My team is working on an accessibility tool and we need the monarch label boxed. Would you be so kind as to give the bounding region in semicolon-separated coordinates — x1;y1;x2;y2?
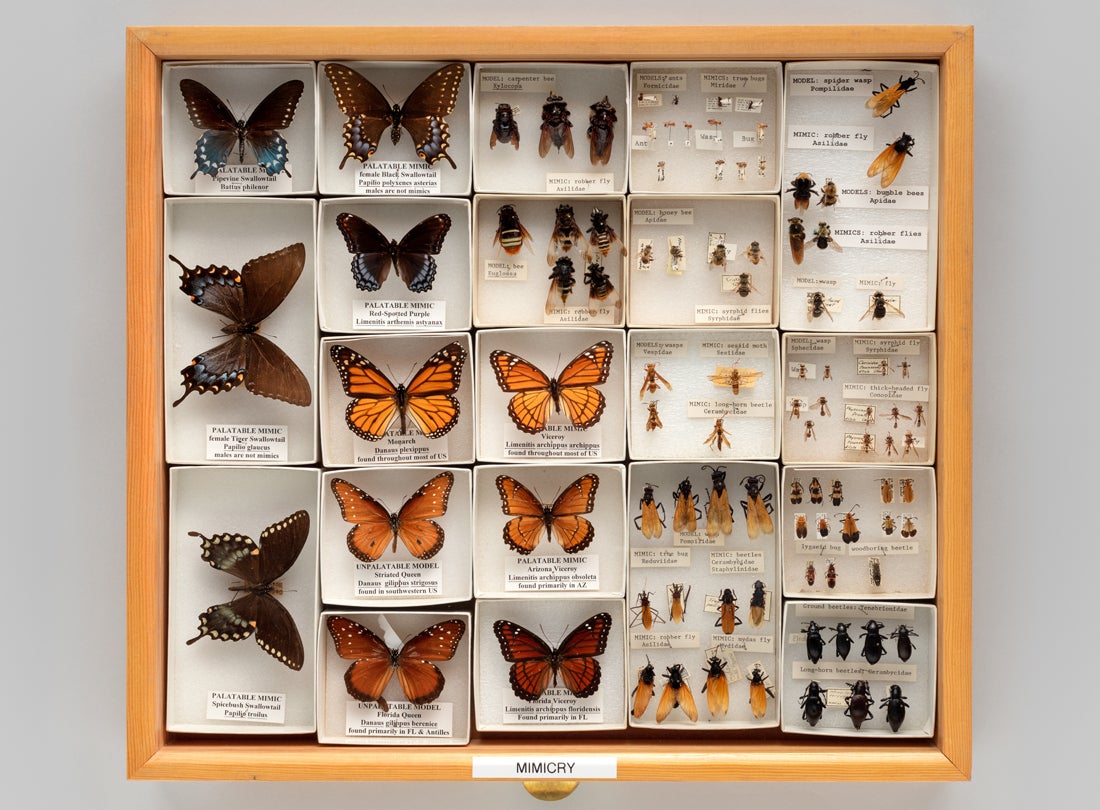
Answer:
355;435;443;465
193;165;291;194
353;561;443;597
344;700;454;738
206;691;285;724
501;688;604;724
355;162;442;195
352;299;445;329
206;424;288;462
505;555;600;592
473;755;618;779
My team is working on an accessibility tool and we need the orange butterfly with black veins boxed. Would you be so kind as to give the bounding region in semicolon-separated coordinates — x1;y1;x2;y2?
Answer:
494;473;599;555
493;612;612;702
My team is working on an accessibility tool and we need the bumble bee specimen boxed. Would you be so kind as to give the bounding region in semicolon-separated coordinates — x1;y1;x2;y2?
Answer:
635;482;666;539
788;217;806;264
786;172;818;210
811;221;843;252
701;656;729;718
809;477;823;504
703;465;734;538
744;241;765;265
638;362;672;399
867;132;915;188
645;400;663;431
585;208;625;261
740;474;774;539
669;583;691;623
747;665;775;719
839;506;861;544
489;102;520;150
714;588;742;634
818;177;839;207
494;204;533;255
749;579;766;627
629;590;664;631
881;684;910;732
656;663;697;723
538;93;573;158
672;477;700;533
632;657;657;718
807;291;833;322
845;680;874;729
709;242;728;268
583;262;620;317
545;256;576;311
546;203;586;263
867;72;925;118
704;416;732;451
587;96;617;164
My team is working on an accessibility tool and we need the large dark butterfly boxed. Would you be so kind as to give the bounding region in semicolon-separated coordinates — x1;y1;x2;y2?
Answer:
324;62;465;169
330;472;455;562
186;510;309;670
327;616;466;712
336;212;452;293
179;78;305;179
170;243;311;407
493;613;612;701
330;342;466;441
494;473;599;555
489;341;614;434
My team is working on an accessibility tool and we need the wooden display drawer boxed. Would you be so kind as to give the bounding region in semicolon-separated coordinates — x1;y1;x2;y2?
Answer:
127;25;972;782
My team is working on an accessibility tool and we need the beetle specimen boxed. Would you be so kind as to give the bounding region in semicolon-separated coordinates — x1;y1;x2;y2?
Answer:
790;480;804;504
546;203;586;264
882;514;896;535
656;663;697;723
704;465;734;538
901;516;917;538
632;657;656;718
635;482;666;539
672;477;700;533
829;479;843;505
744;241;765;265
804;620;826;664
800;681;826;726
805;560;816;586
704;416;732;451
880;478;894;504
839;506;861;544
869;557;882;587
714;588;742;634
583;262;619;317
891;625;918;662
489;102;520;150
899;478;915;503
538;93;573;158
638;362;672;399
494;204;533;255
817;516;830;538
826;560;837;589
807;291;833;322
867;72;925;118
586;96;616;164
786;172;818;210
545;256;577;311
740;474;775;539
795;513;808;539
830;621;853;660
749;579;766;627
845;680;874;729
747;665;775;719
629;589;664;631
860;619;888;665
701;656;730;718
880;684;910;732
867;132;915;188
645;400;663;431
811;221;843;252
818;177;839;207
788;217;807;265
860;291;905;321
809;477;823;504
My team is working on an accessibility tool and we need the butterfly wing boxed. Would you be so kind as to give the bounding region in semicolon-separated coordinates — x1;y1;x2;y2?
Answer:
401;341;467;438
327;616;397;704
548;474;600;553
492;619;556;701
330;477;398;562
494;475;552;554
394;213;452;292
241;79;305;176
335;212;395;291
179;79;242;179
398;64;465;169
489;349;554;434
395;619;467;705
554;340;614;430
393;471;454;559
324;63;395;169
330;344;401;440
554;612;612;698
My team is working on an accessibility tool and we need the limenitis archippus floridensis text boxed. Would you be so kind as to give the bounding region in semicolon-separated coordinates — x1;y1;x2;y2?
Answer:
492;612;612;702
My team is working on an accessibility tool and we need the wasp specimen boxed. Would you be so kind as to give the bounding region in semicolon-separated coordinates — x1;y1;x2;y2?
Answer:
809;477;823;504
632;657;657;718
704;465;734;538
887;405;912;429
656;663;697;723
701;656;730;719
731;272;759;298
831;622;853;660
715;588;742;634
860;619;888;665
673;477;701;533
826;559;837;588
804;420;816;441
635;482;666;538
747;665;775;719
789;398;806;420
708;365;763;395
790;479;804;504
867;132;915;188
829;478;843;505
545;256;577;312
797;363;808;380
818;177;839;207
788;217;807;265
586;96;616;164
546;203;586;264
900;360;912;378
638;362;672;399
795;513;808;538
880;478;894;504
839;506;861;544
817;516;830;538
891;625;918;662
744;241;765;265
811;221;843;253
494;204;533;255
645;400;663;431
489;102;520;150
786;172;818;210
869;557;882;587
749;579;766;627
913;404;925;427
805;560;816;586
815;397;832;418
880;684;910;732
903;431;919;457
585;208;625;262
583;262;620;317
538;93;573;158
845;680;874;729
804;620;826;664
882;514;896;535
800;681;826;727
704;416;732;451
900;516;917;538
740;474;775;539
630;589;665;631
867;72;925;118
899;478;915;503
807;291;834;322
669;582;691;623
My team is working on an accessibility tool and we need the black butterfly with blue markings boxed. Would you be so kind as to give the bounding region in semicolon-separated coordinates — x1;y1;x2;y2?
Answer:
335;211;452;293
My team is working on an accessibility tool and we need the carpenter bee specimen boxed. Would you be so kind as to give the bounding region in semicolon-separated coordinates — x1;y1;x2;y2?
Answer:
489;102;520;150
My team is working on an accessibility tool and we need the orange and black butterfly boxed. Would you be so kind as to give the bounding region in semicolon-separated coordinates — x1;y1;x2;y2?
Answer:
324;62;465;169
330;342;467;441
489;340;614;434
656;663;698;723
493;613;612;702
326;616;466;712
494;473;599;555
330;472;454;562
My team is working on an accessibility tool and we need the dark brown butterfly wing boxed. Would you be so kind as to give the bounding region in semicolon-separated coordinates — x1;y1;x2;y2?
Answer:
394;213;452;292
398;63;465;169
327;616;397;706
335;212;452;293
171;243;311;406
335;212;394;291
324;63;394;169
396;619;466;705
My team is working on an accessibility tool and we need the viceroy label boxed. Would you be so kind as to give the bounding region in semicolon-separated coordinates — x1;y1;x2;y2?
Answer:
501;688;603;724
505;554;600;592
344;700;454;738
502;426;603;460
353;561;444;598
352;300;445;329
206;424;288;462
354;162;442;195
206;691;286;724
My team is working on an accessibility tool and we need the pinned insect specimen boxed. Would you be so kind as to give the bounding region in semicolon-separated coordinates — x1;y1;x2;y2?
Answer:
786;173;818;209
740;474;774;539
816;397;832;418
638;362;672;399
807;291;833;321
583;262;620;317
811;221;843;252
804;620;826;664
585;208;625;262
669;583;691;623
673;478;701;534
805;560;816;586
845;680;874;729
630;590;665;631
789;398;806;420
829;478;843;505
635;482;666;539
899;478;915;503
826;560;837;588
749;580;766;627
883;434;898;456
804;420;816;441
489;102;520;149
632;657;657;719
656;663;697;723
546;256;577;311
881;684;910;732
860;620;888;665
867;132;915;188
795;513;808;538
903;432;919;457
645;400;663;431
867;72;925;118
901;516;917;538
831;622;853;660
887;405;912;429
747;665;775;719
704;465;735;538
587;96;616;164
869;557;882;586
818;178;838;207
891;625;918;662
839;507;861;544
788;217;806;264
809;478;823;504
744;241;765;265
701;656;729;719
704;416;732;451
546;203;586;264
538;93;573;157
800;681;826;726
880;478;894;504
882;514;896;535
714;588;742;635
731;272;759;298
790;480;804;504
494;204;533;255
708;365;763;395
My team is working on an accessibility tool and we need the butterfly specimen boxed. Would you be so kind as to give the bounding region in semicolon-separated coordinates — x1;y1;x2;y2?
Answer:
330;472;455;562
170;243;311;407
330;342;467;441
179;78;305;179
335;212;452;293
493;612;612;701
656;663;697;723
867;132;915;188
186;510;309;670
327;616;466;712
324;62;465;169
489;340;614;434
494;473;599;555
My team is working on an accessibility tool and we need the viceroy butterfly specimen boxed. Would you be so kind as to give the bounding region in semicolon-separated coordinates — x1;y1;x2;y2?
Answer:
335;211;452;293
492;612;612;702
494;473;599;555
327;616;466;712
324;62;465;169
179;78;304;179
170;243;311;407
330;341;467;441
186;510;309;670
489;340;614;434
330;472;454;562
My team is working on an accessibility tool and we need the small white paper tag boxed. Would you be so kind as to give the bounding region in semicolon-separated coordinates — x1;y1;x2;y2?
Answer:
344;700;454;738
504;554;600;592
206;690;286;724
352;300;446;329
206;424;289;462
355;162;442;195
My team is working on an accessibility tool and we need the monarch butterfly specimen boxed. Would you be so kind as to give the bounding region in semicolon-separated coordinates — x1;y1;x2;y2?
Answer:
324;62;465;169
672;477;701;534
632;657;657;718
867;132;915;188
493;613;612;701
335;211;451;293
494;473;599;555
329;472;454;562
170;243;311;407
656;663;697;723
701;656;730;718
740;474;775;539
179;78;304;179
866;72;925;118
186;510;309;670
330;341;467;441
489;340;614;434
703;465;734;538
326;616;466;712
635;483;666;539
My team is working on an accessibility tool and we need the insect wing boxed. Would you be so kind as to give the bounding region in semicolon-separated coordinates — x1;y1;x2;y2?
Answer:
330;477;397;561
337;211;451;293
324;63;397;168
492;619;556;700
397;63;465;168
327;616;397;704
395;619;466;705
495;475;552;554
242;80;305;176
867;138;909;188
705;487;734;538
554;612;612;697
493;613;610;701
395;213;452;292
632;664;656;718
335;212;394;291
640;500;663;539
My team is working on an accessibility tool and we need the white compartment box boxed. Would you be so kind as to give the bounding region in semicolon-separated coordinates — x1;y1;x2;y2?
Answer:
167;465;320;734
164;197;318;465
318;609;472;745
320;466;473;607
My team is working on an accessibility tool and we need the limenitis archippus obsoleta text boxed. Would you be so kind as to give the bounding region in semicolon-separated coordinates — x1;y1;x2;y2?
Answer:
494;473;599;555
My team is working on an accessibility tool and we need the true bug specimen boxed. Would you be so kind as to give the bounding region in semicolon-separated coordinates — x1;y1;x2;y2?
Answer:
869;556;882;587
715;588;742;634
899;478;915;503
830;479;843;505
673;477;700;533
749;579;766;627
881;684;910;732
790;480;804;504
701;656;730;718
489;102;520;149
586;96;617;164
669;583;691;623
903;432;919;457
891;625;918;662
704;465;734;538
788;217;807;264
804;620;825;664
825;560;837;589
740;474;775;539
585;207;625;261
546;256;577;311
807;291;833;321
630;589;665;631
860;291;905;321
880;478;894;504
913;404;925;427
583;262;619;317
800;681;826;726
538;93;574;158
795;513;808;538
786;172;818;210
860;619;888;665
494;204;533;255
845;680;874;729
645;400;663;431
831;621;853;660
656;663;697;723
867;72;925;118
839;506;861;544
546;203;586;263
632;657;657;718
635;482;666;539
804;420;816;441
818;177;839;207
817;516;830;538
747;665;775;719
867;132;915;188
704;416;732;451
882;514;896;535
638;362;672;399
732;272;759;298
811;221;843;252
744;241;765;265
901;516;918;538
805;560;816;586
